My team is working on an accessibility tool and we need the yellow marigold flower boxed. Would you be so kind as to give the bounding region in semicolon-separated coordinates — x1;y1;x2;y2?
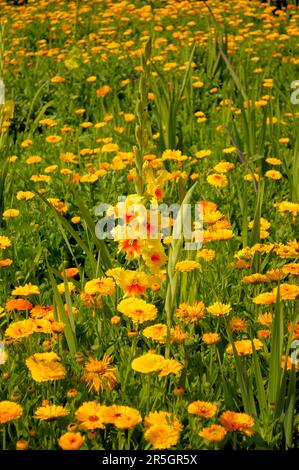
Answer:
131;352;165;374
282;263;299;276
266;157;282;165
58;432;85;450
101;405;142;429
44;165;58;174
257;313;273;326
199;424;227;442
158;359;183;377
0;401;23;424
274;283;299;300
242;273;269;283
266;268;285;281
117;297;157;324
176;302;205;323
75;401;105;430
26;156;42;164
222;146;236;154
144;424;181;449
219;411;255;436
84;277;115;296
229;316;247;333
195;149;212;159
226;339;263;356
26;352;67;382
34;404;69;421
86;76;97;83
265;170;282;180
207;173;228;188
187;401;217;418
175;260;200;272
197;249;215;261
30;174;51;183
16;191;35;201
82;355;117;393
45;135;62;143
0;236;11;249
202;332;221;345
3;209;20;218
80;174;98;183
143;323;187;345
71;216;81;224
11;283;39;297
144;411;182;449
207;302;232;317
213;162;235;173
56;281;75;294
193;81;204;88
275;201;299;218
252;292;276;305
209;229;234;241
47;198;68;214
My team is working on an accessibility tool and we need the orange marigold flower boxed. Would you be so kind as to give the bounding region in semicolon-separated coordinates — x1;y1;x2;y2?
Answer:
5;298;33;311
199;424;227;442
187;401;217;418
58;432;85;450
219;411;255;436
82;355;118;393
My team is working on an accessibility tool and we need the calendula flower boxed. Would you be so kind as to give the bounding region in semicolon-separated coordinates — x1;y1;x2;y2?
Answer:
58;432;85;450
3;209;20;218
158;359;184;377
45;135;62;143
84;277;115;296
202;332;221;345
265;170;282;180
257;313;272;327
176;302;205;323
253;292;277;305
34;404;69;421
11;283;40;297
197;249;215;261
0;258;13;267
131;352;165;374
143;323;187;345
117;297;157;324
0;401;23;424
207;174;228;188
199;424;227;442
75;401;105;430
47;198;68;214
175;260;200;272
226;339;263;356
101;405;142;429
207;302;232;317
229;316;247;333
5;319;35;340
187;401;217;418
144;411;182;449
82;355;118;393
219;411;255;436
5;298;32;311
26;352;67;382
0;236;11;249
18;191;35;201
